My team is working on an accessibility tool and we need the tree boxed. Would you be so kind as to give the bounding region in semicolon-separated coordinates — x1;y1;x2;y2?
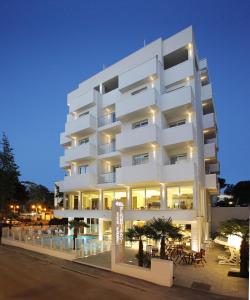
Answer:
224;184;235;196
218;219;249;278
233;181;250;206
0;133;20;211
69;219;89;250
24;182;54;209
126;225;146;267
218;177;227;190
145;217;182;259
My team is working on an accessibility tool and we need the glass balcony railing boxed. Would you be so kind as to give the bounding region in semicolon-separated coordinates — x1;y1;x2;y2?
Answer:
98;112;116;127
98;141;116;155
99;172;116;184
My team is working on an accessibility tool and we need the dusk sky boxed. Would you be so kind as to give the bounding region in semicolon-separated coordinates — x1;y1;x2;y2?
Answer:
0;0;249;190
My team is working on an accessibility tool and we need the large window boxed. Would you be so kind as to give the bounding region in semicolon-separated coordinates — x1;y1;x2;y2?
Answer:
81;192;99;210
167;186;193;209
132;187;160;210
132;153;149;165
103;190;127;209
170;153;187;164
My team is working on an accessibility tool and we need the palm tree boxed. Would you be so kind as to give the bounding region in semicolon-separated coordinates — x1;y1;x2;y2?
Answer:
145;217;182;259
69;219;89;250
126;225;146;267
218;218;249;278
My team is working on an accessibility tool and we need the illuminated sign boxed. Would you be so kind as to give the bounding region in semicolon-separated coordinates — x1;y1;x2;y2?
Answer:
115;201;124;245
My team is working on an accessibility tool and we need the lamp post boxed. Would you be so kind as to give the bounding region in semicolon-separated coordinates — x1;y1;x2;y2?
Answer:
10;204;20;214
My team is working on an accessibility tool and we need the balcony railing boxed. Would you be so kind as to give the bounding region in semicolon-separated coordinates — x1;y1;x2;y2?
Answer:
98;141;116;155
132;156;149;166
98;112;116;127
99;172;116;184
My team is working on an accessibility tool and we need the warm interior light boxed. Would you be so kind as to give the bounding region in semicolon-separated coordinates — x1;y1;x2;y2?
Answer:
200;76;207;80
228;234;242;250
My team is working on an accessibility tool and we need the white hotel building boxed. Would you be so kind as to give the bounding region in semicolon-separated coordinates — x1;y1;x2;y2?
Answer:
54;26;219;251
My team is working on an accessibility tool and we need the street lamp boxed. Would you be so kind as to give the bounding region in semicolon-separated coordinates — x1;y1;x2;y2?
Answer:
10;204;20;214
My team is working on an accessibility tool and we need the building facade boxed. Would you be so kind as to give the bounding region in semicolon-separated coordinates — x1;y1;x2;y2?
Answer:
54;26;220;251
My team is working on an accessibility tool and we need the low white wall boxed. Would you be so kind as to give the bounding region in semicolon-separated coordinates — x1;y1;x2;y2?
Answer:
112;259;173;287
211;207;249;233
2;238;76;261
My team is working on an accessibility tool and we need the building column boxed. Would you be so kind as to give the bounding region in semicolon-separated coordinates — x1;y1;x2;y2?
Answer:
99;218;104;241
127;187;132;210
78;191;81;210
191;217;202;252
160;184;166;210
63;193;67;209
99;190;103;210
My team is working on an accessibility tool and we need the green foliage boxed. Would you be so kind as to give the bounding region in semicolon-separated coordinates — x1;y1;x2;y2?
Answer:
0;133;20;210
68;219;89;230
145;217;182;259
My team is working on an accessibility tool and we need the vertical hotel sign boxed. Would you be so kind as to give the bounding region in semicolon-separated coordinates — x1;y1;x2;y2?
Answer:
115;201;124;245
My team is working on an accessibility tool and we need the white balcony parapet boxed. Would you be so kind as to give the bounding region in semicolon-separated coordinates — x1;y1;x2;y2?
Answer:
102;89;120;108
203;113;215;130
64;143;96;162
162;160;195;183
204;143;216;159
65;114;96;137
162;123;194;147
205;174;218;192
116;88;160;120
60;132;71;146
54;209;112;219
116;162;161;185
59;156;70;168
116;124;160;151
164;60;194;86
161;86;194;112
201;83;212;102
199;58;207;70
68;89;99;113
119;57;159;93
59;173;97;192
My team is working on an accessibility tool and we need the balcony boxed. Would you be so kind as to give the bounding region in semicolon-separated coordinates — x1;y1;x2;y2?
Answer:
64;143;96;162
116;162;160;185
98;141;116;155
203;113;216;130
206;163;220;174
59;173;97;192
68;89;99;113
65;114;96;137
204;143;216;159
98;172;116;184
102;89;120;108
59;156;70;168
162;123;194;147
205;174;219;193
161;86;194;112
116;88;160;120
119;57;159;93
162;160;195;183
116;124;160;151
60;132;71;146
98;112;117;127
201;83;212;102
164;60;194;86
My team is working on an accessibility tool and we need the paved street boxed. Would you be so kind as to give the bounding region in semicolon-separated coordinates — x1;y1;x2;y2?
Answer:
0;245;246;300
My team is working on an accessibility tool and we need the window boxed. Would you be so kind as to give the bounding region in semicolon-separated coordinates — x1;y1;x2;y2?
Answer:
78;165;88;174
79;111;89;118
132;119;148;129
131;86;147;96
78;137;89;145
169;119;186;128
164;46;188;70
165;79;187;93
132;187;160;210
167;186;193;209
170;153;187;165
132;153;149;165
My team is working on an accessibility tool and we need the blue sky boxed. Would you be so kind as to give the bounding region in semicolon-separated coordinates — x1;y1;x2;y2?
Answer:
0;0;249;190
